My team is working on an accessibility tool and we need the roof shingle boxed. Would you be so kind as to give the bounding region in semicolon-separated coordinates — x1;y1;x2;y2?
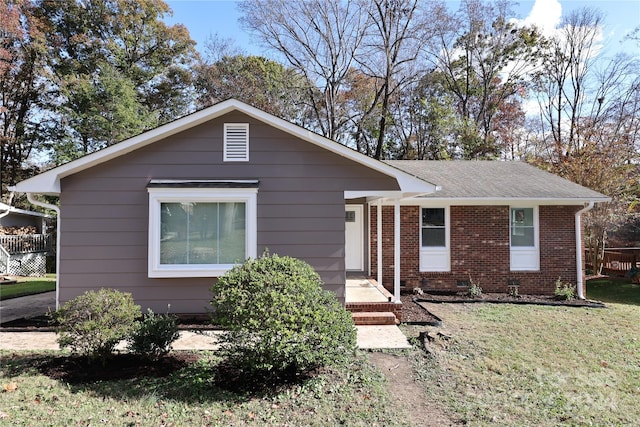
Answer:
384;160;609;201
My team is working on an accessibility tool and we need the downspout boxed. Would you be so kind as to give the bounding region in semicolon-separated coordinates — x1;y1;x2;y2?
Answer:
575;201;595;300
26;193;61;310
377;199;382;286
393;200;401;304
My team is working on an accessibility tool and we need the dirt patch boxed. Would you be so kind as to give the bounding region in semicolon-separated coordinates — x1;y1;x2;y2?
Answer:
368;352;460;426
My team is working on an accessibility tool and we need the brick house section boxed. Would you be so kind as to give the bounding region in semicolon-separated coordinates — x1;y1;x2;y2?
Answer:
370;204;581;295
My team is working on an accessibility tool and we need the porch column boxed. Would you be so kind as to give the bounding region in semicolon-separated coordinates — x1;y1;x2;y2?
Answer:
377;199;382;286
394;199;401;303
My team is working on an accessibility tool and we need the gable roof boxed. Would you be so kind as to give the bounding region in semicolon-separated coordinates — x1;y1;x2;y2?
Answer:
385;160;610;204
11;99;436;196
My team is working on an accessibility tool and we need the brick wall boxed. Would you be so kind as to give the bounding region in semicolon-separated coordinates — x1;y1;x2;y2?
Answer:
370;204;581;295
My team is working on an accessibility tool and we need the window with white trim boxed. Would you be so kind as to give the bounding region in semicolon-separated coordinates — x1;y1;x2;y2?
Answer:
148;185;257;277
420;207;450;272
224;123;249;161
510;207;539;271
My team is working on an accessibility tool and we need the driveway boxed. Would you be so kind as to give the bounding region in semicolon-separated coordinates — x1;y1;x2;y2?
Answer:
0;291;56;324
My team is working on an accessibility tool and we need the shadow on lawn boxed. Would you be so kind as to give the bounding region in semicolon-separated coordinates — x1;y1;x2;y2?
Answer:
586;278;640;306
0;351;319;404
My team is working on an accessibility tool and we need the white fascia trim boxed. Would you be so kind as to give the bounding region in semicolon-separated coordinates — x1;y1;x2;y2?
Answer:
14;104;241;194
14;99;438;195
401;197;610;206
345;191;432;200
234;105;438;193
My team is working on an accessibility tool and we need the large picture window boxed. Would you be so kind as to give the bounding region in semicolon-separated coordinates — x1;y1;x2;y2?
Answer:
148;184;257;277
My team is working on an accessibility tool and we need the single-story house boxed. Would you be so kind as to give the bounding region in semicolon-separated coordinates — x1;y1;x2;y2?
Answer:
10;99;609;313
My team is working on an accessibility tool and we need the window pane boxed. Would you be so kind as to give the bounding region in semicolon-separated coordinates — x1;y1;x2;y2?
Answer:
422;208;445;227
217;202;246;263
160;202;189;264
511;227;534;246
511;208;534;247
512;208;533;226
160;201;245;265
422;228;446;247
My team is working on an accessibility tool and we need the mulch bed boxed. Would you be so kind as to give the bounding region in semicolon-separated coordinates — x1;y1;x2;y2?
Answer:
400;294;442;325
415;291;606;307
1;292;603;331
0;315;222;331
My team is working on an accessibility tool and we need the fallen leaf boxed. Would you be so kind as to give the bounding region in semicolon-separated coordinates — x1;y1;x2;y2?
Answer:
2;382;18;392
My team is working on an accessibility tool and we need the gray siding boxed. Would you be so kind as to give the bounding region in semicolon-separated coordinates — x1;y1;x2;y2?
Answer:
59;112;399;312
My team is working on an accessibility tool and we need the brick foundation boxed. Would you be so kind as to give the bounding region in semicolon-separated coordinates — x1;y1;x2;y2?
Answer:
370;205;581;295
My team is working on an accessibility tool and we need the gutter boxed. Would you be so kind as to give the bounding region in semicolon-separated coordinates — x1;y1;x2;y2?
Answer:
575;201;595;299
19;191;61;310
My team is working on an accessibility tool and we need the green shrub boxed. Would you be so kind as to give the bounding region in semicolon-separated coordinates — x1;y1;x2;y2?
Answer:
467;274;483;298
128;308;180;360
210;252;357;377
51;288;141;362
554;278;576;300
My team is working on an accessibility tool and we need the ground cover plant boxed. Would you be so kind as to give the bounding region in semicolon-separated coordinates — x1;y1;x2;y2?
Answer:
0;275;56;300
404;300;640;426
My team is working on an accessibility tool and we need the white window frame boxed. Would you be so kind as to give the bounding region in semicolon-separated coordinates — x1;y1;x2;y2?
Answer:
419;206;450;272
147;187;257;278
510;206;540;271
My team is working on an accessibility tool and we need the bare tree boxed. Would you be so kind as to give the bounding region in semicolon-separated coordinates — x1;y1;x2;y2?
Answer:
533;7;605;165
353;0;424;159
423;0;544;159
239;0;368;142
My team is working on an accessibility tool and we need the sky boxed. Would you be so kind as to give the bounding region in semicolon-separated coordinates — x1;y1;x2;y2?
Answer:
164;0;640;59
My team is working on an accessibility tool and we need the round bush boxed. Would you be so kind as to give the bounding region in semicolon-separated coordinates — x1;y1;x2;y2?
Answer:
52;288;141;361
210;252;357;376
127;309;180;360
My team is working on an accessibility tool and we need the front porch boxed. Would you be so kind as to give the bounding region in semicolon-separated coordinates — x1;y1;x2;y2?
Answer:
345;278;402;325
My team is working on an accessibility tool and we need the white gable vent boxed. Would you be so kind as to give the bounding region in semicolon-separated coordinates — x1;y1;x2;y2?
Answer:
224;123;249;161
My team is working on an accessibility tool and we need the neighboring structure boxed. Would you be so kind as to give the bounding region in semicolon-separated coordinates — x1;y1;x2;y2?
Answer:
0;203;53;276
10;99;609;312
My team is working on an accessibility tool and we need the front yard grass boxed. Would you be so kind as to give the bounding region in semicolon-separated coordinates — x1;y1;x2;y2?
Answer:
0;275;56;301
586;277;640;305
404;301;640;426
0;351;409;426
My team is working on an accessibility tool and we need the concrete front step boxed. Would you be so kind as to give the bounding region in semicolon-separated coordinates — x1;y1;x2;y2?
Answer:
352;311;398;325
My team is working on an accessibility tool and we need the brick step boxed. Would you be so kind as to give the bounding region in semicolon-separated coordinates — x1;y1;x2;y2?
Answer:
351;311;398;326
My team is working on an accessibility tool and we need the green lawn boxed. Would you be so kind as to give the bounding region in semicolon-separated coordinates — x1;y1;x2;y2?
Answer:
0;351;409;426
404;301;640;426
2;279;639;425
586;278;640;305
0;275;56;301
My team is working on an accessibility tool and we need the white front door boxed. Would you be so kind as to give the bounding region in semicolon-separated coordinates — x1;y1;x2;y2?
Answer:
345;205;364;271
